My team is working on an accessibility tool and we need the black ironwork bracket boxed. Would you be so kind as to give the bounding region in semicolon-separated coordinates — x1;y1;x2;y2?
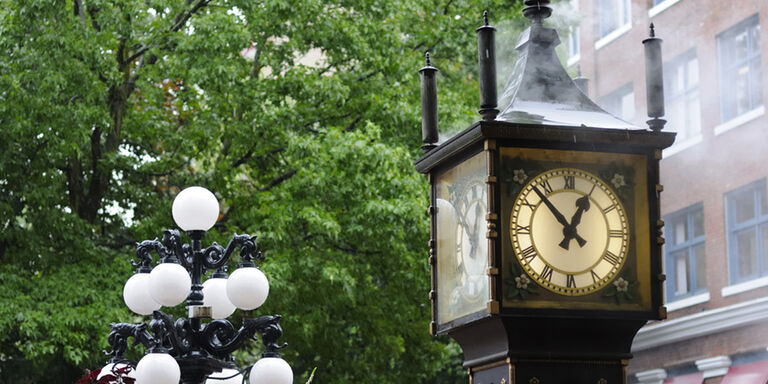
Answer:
104;311;286;365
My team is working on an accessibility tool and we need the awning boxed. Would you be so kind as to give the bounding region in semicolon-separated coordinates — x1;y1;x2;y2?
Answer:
721;360;768;384
663;372;703;384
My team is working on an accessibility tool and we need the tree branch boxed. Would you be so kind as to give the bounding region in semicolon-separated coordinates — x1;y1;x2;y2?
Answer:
232;147;286;168
257;170;297;192
124;0;211;67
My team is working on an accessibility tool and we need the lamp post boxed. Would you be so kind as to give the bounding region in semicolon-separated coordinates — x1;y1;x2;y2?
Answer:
103;186;293;384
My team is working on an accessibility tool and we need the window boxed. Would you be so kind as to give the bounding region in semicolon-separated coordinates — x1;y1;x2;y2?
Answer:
600;84;635;123
598;0;630;38
665;204;706;300
664;50;701;142
567;0;580;63
726;180;768;283
717;14;763;122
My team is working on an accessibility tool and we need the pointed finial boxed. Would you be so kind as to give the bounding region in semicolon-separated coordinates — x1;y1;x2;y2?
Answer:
425;52;431;66
522;0;552;21
649;23;656;38
483;10;489;26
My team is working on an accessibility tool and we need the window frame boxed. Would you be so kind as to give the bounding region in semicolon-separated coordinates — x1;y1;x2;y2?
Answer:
725;179;768;284
664;203;706;302
598;0;631;38
717;14;763;123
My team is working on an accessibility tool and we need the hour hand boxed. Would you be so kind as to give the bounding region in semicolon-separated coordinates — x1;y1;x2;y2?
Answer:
531;185;569;227
559;194;590;249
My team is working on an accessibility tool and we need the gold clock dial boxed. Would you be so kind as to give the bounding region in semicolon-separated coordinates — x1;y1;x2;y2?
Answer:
510;168;629;296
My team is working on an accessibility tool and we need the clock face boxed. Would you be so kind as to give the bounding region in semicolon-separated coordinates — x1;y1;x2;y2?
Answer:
455;181;488;302
434;151;489;326
510;168;629;296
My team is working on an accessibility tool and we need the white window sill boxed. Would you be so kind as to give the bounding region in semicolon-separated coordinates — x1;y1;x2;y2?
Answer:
567;54;580;68
722;275;768;297
595;23;632;51
714;105;765;136
666;291;710;312
649;0;682;18
662;134;702;158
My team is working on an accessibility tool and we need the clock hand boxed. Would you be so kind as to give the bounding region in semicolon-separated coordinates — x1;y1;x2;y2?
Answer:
456;211;477;257
559;194;590;249
531;185;570;227
469;203;484;259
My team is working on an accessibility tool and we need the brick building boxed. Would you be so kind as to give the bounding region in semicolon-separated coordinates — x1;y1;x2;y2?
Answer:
565;0;768;382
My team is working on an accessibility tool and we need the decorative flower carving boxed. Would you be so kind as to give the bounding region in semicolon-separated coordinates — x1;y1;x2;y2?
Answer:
613;277;629;292
513;169;528;184
611;173;626;189
515;275;530;289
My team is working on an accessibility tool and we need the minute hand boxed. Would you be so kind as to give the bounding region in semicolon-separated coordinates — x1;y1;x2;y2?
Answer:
531;185;570;227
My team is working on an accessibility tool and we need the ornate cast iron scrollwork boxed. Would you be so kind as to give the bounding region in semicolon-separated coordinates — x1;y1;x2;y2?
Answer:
109;228;286;384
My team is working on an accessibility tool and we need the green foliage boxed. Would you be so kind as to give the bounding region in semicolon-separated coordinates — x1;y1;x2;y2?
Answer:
0;0;527;382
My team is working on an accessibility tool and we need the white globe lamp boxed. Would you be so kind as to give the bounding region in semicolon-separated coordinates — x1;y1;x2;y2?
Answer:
135;353;180;384
149;263;191;307
226;267;269;310
249;357;293;384
123;273;161;315
203;277;237;319
172;186;220;231
206;368;243;384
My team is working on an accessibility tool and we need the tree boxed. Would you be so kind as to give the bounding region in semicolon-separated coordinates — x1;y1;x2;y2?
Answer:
0;0;526;382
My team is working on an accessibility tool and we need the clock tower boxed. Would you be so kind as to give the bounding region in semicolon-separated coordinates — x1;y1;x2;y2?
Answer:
416;1;674;383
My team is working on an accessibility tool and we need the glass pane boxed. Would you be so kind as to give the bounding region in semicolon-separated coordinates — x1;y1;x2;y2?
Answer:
736;229;757;278
732;189;756;224
761;187;767;216
599;0;616;37
667;98;685;135
687;57;699;87
694;244;706;290
673;250;689;295
619;0;630;25
435;152;488;325
669;64;685;97
763;224;768;275
693;209;704;238
736;66;751;116
674;216;688;245
750;22;761;54
734;30;749;61
750;57;762;108
687;90;702;136
621;92;635;122
722;70;737;121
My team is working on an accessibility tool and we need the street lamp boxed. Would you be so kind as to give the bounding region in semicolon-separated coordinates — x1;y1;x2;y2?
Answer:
102;186;293;384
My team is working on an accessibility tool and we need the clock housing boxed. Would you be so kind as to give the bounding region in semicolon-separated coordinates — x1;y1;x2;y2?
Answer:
418;121;674;335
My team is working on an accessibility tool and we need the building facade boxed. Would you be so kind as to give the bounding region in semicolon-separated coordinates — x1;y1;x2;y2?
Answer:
566;0;768;383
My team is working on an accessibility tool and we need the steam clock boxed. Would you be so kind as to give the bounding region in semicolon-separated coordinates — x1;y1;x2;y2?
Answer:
416;1;674;383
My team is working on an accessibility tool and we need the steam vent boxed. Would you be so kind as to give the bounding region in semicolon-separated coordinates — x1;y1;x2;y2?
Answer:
496;0;635;128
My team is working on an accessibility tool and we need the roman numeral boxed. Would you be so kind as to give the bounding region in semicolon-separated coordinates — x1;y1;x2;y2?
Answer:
564;175;575;190
609;230;623;238
566;274;576;288
521;246;537;262
540;265;553;281
591;270;600;283
603;204;617;214
604;250;621;265
522;198;536;210
514;224;531;235
541;179;553;194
